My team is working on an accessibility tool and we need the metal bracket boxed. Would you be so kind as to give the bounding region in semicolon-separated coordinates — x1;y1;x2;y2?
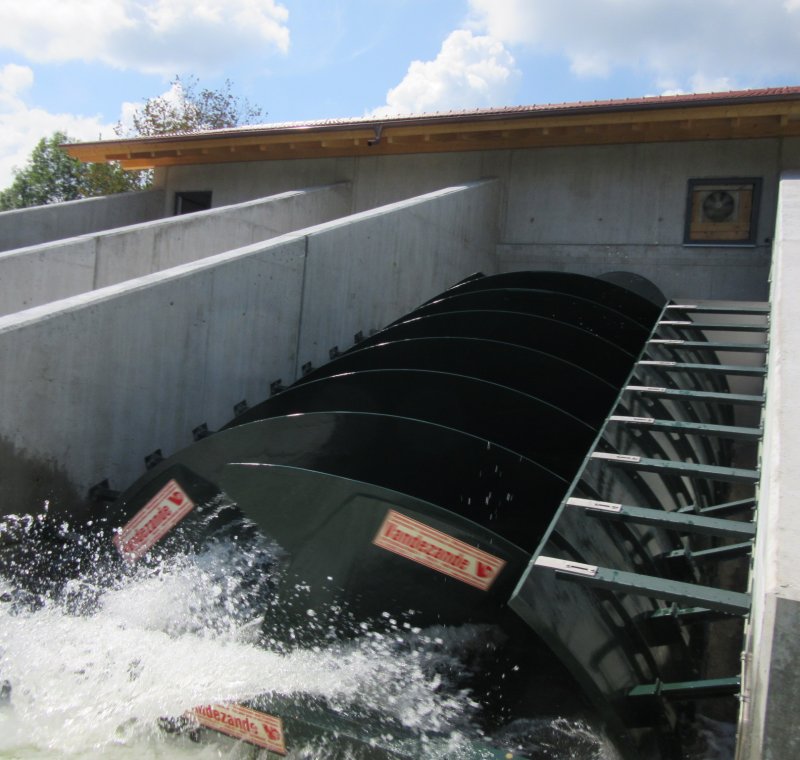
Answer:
88;478;120;503
566;496;622;513
144;449;164;470
534;555;598;577
192;423;212;441
665;542;753;562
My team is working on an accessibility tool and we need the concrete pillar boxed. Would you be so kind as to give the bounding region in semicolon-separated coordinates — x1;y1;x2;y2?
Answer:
738;172;800;759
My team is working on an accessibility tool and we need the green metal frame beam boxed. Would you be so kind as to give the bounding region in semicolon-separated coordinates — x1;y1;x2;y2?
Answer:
637;360;766;377
657;320;768;332
608;414;762;441
590;451;759;483
665;303;769;315
629;676;741;700
534;555;751;615
566;497;755;539
678;497;757;517
624;385;764;406
648;338;768;353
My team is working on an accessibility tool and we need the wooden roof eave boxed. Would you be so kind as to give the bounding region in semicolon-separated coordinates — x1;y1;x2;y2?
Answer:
64;98;800;170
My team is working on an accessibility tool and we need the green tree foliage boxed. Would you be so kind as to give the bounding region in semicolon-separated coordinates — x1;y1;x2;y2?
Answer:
1;77;265;210
0;132;144;211
117;75;264;137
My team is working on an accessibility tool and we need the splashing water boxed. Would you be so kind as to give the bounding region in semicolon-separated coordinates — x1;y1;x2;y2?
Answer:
0;511;620;759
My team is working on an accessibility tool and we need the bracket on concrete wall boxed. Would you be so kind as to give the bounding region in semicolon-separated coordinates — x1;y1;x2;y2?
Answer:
88;478;120;503
144;449;164;470
192;423;212;441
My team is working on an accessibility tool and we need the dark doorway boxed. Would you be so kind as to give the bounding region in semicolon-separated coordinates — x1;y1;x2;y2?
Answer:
174;191;213;215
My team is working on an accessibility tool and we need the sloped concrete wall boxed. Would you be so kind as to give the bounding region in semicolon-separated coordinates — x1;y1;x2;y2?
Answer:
0;190;164;252
0;180;499;514
0;184;351;315
738;173;800;760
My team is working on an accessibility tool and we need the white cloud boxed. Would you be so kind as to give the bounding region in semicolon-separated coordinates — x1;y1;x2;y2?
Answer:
0;65;116;188
469;0;800;93
369;30;519;117
0;0;289;75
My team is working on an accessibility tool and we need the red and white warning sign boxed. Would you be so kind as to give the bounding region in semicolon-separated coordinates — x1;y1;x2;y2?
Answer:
190;702;286;754
373;509;505;591
113;479;194;560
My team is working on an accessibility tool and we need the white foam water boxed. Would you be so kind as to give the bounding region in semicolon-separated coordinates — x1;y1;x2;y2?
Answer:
0;520;623;759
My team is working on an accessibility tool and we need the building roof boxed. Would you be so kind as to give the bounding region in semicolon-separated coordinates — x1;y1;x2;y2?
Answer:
65;86;800;170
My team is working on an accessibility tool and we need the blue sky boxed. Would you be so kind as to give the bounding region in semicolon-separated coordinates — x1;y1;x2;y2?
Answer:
0;0;799;186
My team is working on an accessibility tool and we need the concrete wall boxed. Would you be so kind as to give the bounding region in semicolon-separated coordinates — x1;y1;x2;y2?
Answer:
160;152;503;214
497;140;782;300
0;184;351;315
0;189;164;252
737;173;800;760
163;137;800;301
0;180;499;514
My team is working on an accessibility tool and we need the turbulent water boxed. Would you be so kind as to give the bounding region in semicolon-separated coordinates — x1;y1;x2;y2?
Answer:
0;507;727;759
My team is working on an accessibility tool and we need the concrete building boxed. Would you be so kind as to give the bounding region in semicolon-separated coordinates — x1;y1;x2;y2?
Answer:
2;86;800;757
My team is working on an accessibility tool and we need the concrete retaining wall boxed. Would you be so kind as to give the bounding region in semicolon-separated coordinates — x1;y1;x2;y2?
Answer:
162;137;800;301
737;173;800;760
0;183;352;315
0;190;164;252
0;179;499;513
